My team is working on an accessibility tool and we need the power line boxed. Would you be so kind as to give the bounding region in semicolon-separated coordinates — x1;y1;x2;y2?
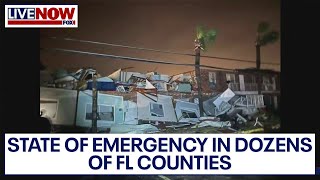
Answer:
40;47;236;71
47;37;280;65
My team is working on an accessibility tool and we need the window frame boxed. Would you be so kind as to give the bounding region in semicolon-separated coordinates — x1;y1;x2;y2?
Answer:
180;109;198;119
226;73;236;83
149;102;165;117
40;98;59;120
208;72;217;84
85;103;115;122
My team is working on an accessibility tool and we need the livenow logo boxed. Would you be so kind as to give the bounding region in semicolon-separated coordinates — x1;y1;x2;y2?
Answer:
5;5;78;28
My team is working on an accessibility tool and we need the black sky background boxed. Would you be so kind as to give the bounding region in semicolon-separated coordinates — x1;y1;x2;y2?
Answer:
40;0;280;76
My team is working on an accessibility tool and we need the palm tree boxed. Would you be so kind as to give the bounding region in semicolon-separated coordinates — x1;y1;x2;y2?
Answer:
194;25;217;117
256;22;279;94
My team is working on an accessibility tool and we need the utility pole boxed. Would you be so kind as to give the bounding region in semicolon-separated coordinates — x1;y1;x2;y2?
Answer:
73;68;88;127
91;74;98;133
194;39;204;117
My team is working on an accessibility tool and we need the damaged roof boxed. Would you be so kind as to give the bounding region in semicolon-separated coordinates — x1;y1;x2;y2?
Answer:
235;68;280;74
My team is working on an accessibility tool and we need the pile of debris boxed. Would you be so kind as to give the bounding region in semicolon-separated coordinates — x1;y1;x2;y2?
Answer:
155;87;279;134
40;67;280;134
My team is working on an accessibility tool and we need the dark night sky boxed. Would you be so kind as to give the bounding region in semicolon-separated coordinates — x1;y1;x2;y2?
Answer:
40;0;280;76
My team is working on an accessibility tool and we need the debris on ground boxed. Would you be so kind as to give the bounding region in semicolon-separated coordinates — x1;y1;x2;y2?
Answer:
110;124;159;134
192;120;231;128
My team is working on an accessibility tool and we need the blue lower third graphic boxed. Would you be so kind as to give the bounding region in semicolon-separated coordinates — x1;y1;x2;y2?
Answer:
316;168;320;175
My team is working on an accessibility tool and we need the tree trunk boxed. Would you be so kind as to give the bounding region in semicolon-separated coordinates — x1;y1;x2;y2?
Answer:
195;49;204;117
91;74;98;133
256;44;261;70
256;44;262;95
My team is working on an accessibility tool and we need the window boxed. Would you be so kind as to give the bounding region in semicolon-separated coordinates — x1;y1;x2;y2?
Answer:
85;104;114;121
181;109;198;118
150;103;164;117
226;73;236;83
208;72;217;83
40;99;58;120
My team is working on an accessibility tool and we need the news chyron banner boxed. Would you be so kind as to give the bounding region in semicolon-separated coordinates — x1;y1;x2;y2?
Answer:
5;134;315;175
5;5;78;28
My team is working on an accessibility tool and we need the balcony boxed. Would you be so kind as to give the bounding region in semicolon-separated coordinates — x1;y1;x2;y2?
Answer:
228;83;240;91
262;83;275;91
244;83;258;91
229;82;258;91
234;94;265;108
229;82;276;92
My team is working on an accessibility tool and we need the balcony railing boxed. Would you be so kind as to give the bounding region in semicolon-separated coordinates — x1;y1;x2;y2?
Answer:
233;94;265;108
229;82;276;92
228;83;240;91
263;83;275;91
244;83;258;91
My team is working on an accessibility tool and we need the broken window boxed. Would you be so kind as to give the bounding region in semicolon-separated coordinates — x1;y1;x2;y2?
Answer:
181;109;198;118
208;72;217;83
226;73;236;83
150;103;164;117
85;104;114;121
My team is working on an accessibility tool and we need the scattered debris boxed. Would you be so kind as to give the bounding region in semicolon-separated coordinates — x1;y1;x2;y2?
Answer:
192;121;231;128
237;128;264;134
40;67;280;134
110;124;159;134
254;117;263;127
165;123;194;129
175;100;200;123
158;175;171;180
236;113;247;123
199;116;219;121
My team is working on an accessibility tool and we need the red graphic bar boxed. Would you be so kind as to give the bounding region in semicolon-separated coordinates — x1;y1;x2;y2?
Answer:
8;20;63;25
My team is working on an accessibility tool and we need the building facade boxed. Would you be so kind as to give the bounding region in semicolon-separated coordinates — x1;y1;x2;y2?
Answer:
200;68;280;111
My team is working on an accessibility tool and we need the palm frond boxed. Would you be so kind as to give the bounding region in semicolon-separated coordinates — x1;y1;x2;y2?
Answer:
260;31;279;46
199;38;206;50
196;25;205;40
196;26;217;51
257;22;270;33
205;29;217;44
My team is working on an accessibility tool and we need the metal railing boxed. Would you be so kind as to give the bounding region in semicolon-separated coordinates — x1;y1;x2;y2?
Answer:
230;82;276;92
244;83;258;91
263;83;275;91
229;83;240;91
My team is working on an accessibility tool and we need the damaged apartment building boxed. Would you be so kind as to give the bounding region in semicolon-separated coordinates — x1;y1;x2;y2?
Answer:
200;68;280;111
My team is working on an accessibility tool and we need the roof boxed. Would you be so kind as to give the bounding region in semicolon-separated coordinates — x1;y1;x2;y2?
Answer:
235;68;280;74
